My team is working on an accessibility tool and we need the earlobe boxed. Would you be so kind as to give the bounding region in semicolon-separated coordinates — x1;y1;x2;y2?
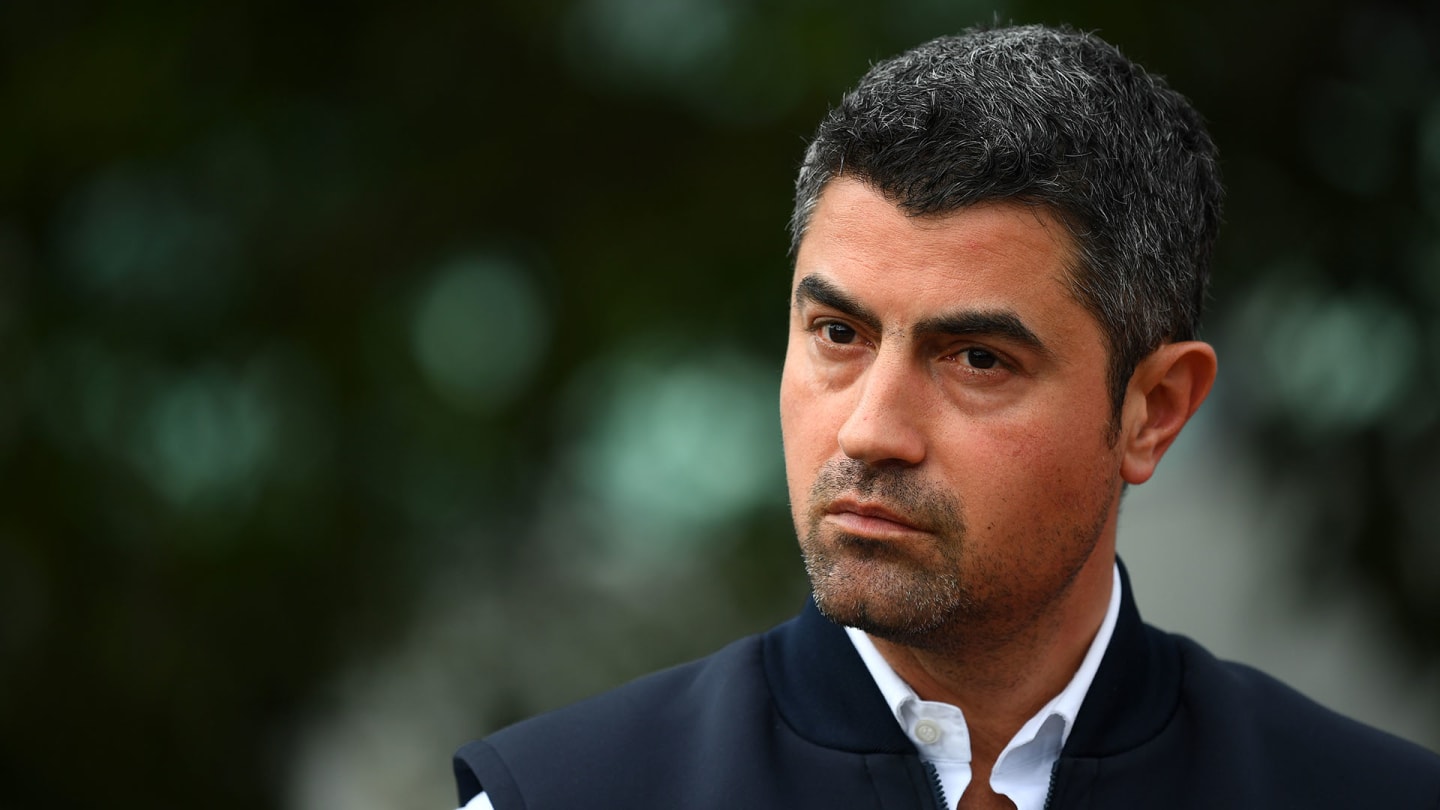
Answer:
1119;341;1217;485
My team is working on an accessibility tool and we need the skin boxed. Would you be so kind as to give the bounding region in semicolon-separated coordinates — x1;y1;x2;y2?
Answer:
779;177;1215;809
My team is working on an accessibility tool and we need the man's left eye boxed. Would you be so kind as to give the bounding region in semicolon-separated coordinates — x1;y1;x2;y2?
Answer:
962;348;999;369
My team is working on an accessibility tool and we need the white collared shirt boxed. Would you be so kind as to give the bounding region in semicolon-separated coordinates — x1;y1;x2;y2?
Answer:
845;564;1121;809
461;564;1120;810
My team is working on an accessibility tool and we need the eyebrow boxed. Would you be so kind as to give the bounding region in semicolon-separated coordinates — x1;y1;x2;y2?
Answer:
794;273;1053;357
914;311;1052;357
793;274;881;332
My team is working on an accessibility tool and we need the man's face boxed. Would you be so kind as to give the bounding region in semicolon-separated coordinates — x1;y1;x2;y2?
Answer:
779;178;1125;649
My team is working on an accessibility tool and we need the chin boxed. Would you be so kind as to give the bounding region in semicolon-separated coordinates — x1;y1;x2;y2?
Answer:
803;547;968;643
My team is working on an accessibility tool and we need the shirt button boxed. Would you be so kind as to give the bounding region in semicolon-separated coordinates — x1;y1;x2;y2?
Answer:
913;719;943;745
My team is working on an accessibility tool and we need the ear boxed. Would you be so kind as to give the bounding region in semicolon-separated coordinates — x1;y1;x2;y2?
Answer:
1119;341;1217;485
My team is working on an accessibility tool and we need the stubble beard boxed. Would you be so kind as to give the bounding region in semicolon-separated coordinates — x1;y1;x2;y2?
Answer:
799;459;980;650
798;458;1110;654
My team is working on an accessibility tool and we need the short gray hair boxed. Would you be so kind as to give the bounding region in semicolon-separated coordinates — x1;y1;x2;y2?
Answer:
790;25;1223;414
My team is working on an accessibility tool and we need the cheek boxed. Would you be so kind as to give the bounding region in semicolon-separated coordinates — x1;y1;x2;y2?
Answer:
945;405;1117;512
780;348;840;451
779;347;860;511
779;355;824;503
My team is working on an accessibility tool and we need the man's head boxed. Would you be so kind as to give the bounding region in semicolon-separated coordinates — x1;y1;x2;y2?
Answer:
779;25;1220;649
790;24;1222;416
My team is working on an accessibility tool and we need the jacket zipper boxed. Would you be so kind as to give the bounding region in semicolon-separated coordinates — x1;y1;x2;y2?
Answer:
1041;759;1060;810
923;761;949;809
924;758;1058;809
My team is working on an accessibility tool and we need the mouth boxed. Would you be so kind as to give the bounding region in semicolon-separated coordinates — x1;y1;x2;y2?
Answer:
822;498;927;538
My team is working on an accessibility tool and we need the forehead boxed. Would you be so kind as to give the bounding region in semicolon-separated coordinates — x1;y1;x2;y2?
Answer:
793;178;1086;330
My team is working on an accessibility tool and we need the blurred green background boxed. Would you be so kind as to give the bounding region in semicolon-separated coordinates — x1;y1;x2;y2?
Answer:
3;1;1439;808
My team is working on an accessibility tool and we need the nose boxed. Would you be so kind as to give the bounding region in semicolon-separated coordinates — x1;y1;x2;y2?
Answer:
836;354;927;467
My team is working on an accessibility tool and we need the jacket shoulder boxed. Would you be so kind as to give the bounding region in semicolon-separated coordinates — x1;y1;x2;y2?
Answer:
1171;631;1440;803
454;626;777;807
497;629;767;749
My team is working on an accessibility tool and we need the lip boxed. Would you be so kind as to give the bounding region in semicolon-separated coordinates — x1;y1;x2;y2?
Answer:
823;498;926;536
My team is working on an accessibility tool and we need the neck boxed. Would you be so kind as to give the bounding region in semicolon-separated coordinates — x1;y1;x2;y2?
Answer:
869;548;1115;766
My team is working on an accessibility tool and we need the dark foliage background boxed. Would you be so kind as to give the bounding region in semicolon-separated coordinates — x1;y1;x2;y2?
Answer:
2;1;1437;808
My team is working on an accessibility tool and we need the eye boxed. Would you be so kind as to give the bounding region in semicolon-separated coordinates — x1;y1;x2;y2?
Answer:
960;348;999;369
821;322;858;345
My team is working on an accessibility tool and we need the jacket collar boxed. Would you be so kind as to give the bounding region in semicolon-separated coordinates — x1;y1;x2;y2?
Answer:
763;597;917;753
1062;559;1181;757
761;560;1180;758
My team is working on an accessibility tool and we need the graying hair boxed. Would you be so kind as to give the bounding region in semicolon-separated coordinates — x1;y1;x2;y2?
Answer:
790;25;1223;415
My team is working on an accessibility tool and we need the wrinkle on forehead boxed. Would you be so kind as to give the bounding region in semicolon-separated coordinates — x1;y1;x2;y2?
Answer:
812;184;1079;286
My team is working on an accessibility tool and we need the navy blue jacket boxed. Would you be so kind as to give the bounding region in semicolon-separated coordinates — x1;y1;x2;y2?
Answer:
455;568;1440;808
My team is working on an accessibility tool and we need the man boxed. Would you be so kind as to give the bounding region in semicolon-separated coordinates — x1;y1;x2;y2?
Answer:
454;24;1440;809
